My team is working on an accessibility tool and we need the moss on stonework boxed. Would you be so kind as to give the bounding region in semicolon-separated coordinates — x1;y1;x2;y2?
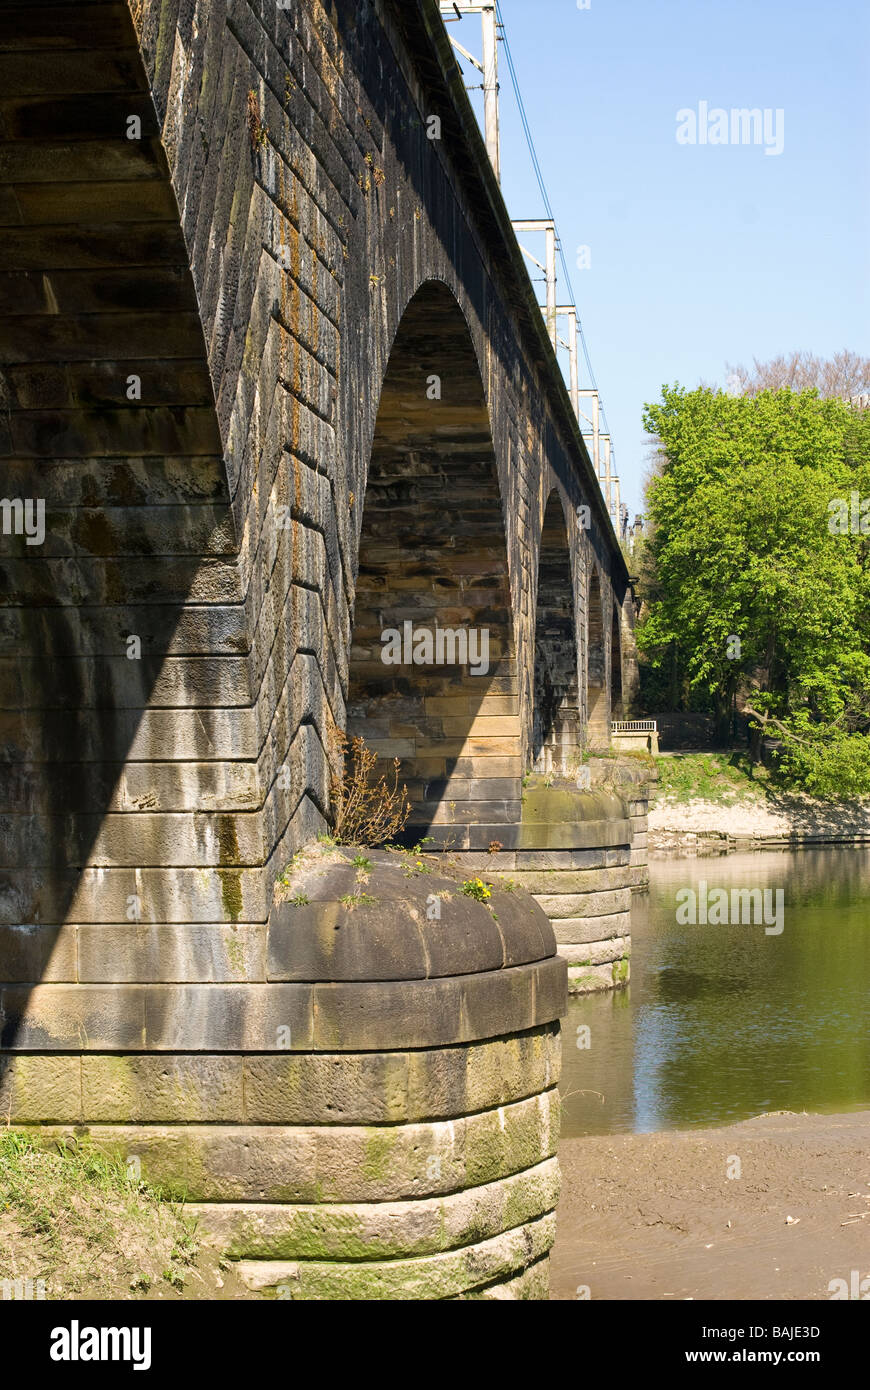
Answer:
159;1139;208;1201
225;932;246;976
225;1210;374;1262
501;1181;535;1234
260;1263;389;1300
361;1129;397;1183
612;957;630;985
571;973;604;991
217;869;243;923
217;815;243;923
84;1056;136;1122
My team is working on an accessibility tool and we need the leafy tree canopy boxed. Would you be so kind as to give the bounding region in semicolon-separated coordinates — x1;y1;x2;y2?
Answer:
637;383;870;796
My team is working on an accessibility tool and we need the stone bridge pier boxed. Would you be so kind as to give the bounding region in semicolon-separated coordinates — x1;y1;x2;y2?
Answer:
0;0;641;1297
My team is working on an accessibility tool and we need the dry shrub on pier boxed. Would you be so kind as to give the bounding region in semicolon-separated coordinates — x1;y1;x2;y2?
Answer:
330;730;411;846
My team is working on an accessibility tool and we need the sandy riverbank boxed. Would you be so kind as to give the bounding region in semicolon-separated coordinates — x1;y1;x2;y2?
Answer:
648;794;870;846
551;1109;870;1300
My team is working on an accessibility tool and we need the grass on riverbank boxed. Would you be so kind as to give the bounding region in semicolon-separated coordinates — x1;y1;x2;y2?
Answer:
0;1129;243;1300
654;751;772;804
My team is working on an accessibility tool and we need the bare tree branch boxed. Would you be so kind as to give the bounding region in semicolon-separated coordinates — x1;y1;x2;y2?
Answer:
725;350;870;401
744;705;814;747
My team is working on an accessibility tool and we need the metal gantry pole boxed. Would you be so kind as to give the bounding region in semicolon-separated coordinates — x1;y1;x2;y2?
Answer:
544;224;556;347
439;2;500;182
578;388;600;483
480;2;500;182
577;399;619;534
555;305;579;418
512;219;556;347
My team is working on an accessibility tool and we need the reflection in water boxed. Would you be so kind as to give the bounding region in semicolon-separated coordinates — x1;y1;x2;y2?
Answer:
560;847;870;1137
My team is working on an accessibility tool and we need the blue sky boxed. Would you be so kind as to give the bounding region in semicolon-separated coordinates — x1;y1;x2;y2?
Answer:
449;0;870;515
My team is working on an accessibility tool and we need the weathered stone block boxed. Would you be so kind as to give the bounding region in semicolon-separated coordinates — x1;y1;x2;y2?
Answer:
1;984;147;1050
533;888;631;918
77;924;266;983
516;819;633;851
232;1213;556;1299
25;1090;558;1202
0;1054;81;1122
310;958;565;1051
556;936;629;967
189;1157;560;1260
567;957;630;994
81;1056;244;1123
550;913;629;945
499;867;634;894
0;925;76;982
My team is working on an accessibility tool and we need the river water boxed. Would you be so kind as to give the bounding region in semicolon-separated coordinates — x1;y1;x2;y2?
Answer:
560;846;870;1137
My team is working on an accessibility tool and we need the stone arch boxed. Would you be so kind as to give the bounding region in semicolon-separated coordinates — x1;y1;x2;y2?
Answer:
346;280;521;849
610;601;624;721
586;564;608;744
532;490;580;773
0;2;241;1041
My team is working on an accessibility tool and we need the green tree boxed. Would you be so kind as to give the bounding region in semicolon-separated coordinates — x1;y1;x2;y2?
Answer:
638;384;870;794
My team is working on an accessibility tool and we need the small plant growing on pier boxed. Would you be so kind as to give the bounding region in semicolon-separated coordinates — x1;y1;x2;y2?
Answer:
402;856;433;877
275;850;305;890
461;877;491;903
339;891;375;911
288;892;309;906
329;730;411;847
350;854;372;870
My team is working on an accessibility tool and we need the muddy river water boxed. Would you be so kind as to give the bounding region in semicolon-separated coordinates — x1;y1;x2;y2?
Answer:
560;846;870;1137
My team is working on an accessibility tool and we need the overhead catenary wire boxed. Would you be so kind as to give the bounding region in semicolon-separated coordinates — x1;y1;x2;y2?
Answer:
494;1;617;472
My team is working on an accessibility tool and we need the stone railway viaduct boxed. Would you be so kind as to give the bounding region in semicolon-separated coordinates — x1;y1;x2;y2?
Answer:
0;0;642;1298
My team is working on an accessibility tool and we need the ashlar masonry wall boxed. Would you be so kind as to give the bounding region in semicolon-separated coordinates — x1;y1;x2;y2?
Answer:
0;0;639;1298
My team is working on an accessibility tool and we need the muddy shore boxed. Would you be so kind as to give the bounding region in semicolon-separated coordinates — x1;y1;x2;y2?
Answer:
552;1110;870;1301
